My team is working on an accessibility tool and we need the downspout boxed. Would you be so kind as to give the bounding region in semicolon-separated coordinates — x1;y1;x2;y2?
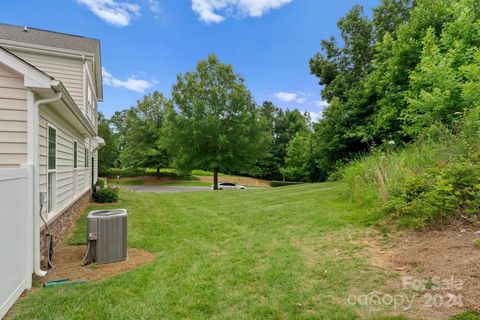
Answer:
33;92;62;277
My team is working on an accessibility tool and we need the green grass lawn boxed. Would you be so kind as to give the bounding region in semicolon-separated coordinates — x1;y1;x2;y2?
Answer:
113;179;212;187
13;183;404;319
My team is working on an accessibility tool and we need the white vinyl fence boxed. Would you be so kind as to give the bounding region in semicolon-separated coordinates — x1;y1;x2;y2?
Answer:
0;166;33;319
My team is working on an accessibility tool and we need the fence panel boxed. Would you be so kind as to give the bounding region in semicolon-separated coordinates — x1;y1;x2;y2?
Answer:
0;167;32;319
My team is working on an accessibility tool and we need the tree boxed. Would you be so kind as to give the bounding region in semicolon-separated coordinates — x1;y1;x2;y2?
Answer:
254;101;280;179
307;0;468;180
282;132;317;182
97;112;119;174
121;92;171;173
373;0;413;42
310;5;374;102
403;0;480;135
110;109;128;154
254;102;311;180
165;55;270;189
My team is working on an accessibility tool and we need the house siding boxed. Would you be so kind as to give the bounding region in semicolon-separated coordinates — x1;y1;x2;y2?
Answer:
0;63;27;167
39;106;92;222
9;49;84;109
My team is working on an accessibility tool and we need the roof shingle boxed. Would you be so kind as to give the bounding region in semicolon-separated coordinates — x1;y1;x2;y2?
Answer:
0;23;100;54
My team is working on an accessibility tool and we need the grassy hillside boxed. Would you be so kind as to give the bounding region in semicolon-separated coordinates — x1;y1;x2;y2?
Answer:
341;114;480;229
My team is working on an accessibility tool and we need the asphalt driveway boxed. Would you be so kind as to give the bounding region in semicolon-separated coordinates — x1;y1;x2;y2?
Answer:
122;185;210;193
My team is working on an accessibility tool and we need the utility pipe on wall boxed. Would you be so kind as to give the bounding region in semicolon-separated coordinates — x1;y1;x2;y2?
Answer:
32;92;62;277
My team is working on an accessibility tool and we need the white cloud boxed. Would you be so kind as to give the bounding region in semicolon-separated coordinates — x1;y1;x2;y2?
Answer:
148;0;163;18
77;0;140;27
296;97;306;104
314;100;329;109
307;111;321;122
274;91;297;102
103;68;150;93
191;0;293;24
274;91;311;104
304;100;329;122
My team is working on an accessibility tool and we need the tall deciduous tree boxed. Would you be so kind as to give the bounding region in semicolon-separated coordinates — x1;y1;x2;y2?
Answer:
282;132;317;182
255;102;310;180
97;112;120;174
373;0;413;41
110;110;128;155
165;55;270;189
309;5;373;102
121;92;171;174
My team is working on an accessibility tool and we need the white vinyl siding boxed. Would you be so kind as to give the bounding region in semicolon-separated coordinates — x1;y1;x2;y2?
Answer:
9;50;84;109
0;63;27;167
39;106;91;221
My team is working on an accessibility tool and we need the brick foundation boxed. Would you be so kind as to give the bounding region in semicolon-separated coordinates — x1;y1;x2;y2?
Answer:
40;191;91;267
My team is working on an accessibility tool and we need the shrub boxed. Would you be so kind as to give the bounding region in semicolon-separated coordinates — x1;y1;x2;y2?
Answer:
474;239;480;248
191;169;214;176
93;187;119;203
97;178;106;189
386;162;480;228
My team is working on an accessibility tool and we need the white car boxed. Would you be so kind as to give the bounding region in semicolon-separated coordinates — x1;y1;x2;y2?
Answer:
211;182;247;190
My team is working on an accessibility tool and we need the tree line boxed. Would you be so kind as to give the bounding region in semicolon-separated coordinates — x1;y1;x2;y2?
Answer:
99;0;480;186
98;55;315;188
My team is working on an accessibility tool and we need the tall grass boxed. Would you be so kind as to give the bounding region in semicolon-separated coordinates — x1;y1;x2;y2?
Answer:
341;121;477;210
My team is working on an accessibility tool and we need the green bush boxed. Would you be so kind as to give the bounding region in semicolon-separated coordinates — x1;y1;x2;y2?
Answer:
93;187;119;203
191;169;214;176
270;181;304;187
97;178;106;189
474;239;480;248
387;162;480;228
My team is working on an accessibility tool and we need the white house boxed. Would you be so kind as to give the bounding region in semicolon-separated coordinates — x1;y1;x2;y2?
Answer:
0;24;103;318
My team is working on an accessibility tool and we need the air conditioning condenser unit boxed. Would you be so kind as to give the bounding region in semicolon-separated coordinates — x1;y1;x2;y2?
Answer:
85;209;127;264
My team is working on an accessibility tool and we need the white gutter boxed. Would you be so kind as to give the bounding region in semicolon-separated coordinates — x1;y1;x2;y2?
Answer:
32;92;62;277
0;40;95;61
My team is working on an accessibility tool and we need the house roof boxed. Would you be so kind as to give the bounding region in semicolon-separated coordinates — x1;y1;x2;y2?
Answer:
0;23;103;101
0;23;100;54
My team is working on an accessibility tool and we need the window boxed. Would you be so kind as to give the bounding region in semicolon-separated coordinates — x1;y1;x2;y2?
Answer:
47;125;57;214
48;126;56;170
85;147;89;168
73;141;78;195
73;141;78;169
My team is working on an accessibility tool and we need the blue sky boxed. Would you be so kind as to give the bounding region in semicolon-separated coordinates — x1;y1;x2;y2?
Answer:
0;0;379;119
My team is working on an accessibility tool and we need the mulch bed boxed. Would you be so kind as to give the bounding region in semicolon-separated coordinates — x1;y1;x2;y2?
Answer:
42;244;156;283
